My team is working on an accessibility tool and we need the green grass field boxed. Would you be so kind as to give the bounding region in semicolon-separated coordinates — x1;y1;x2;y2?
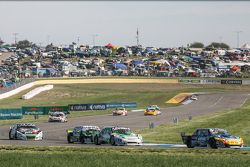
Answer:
138;99;250;145
0;146;250;167
1;83;249;109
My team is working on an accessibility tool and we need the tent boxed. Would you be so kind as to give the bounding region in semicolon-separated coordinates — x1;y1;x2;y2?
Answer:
113;63;127;70
132;60;144;65
105;43;114;48
241;43;250;49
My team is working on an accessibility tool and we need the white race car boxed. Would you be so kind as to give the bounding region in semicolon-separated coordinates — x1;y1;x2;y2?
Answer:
48;112;68;122
112;108;128;116
190;94;198;100
9;123;43;140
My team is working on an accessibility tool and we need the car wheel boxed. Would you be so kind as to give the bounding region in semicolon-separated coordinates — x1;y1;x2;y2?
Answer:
9;131;13;140
67;134;73;143
94;135;101;145
208;138;218;149
80;136;85;144
110;136;116;146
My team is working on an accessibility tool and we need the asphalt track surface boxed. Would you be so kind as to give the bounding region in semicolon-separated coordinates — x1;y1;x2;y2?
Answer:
0;92;249;147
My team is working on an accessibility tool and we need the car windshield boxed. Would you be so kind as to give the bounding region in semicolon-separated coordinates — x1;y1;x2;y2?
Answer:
211;129;231;137
18;125;38;130
50;113;64;117
113;128;131;134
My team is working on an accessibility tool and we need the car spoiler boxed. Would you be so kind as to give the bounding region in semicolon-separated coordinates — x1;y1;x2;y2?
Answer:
66;129;73;133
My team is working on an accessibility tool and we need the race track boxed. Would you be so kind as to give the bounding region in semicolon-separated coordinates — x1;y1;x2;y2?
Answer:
0;92;248;147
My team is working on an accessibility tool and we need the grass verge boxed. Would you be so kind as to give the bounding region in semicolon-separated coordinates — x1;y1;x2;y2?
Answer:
0;146;250;167
138;99;250;145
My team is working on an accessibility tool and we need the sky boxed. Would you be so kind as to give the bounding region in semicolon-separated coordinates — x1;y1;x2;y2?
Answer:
0;1;249;48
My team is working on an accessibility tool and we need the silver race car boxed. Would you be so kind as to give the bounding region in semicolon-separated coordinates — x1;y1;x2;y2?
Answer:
9;123;43;140
48;112;68;122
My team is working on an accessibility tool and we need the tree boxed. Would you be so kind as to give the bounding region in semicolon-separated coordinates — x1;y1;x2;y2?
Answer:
16;40;32;49
189;42;204;48
207;42;230;49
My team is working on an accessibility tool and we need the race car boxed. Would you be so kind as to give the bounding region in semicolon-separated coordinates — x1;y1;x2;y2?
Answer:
181;128;244;149
189;94;198;100
94;126;143;146
9;123;43;140
144;105;161;116
67;125;100;144
48;112;68;122
112;108;128;116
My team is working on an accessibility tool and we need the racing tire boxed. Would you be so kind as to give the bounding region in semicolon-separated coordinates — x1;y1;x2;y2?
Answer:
94;136;101;145
9;131;13;140
186;137;194;148
67;134;74;143
208;138;218;149
80;136;85;144
110;136;116;146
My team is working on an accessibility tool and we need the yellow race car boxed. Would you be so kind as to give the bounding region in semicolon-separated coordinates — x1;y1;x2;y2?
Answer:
144;105;161;116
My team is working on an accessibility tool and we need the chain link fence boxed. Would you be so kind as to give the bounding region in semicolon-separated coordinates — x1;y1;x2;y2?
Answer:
0;78;36;94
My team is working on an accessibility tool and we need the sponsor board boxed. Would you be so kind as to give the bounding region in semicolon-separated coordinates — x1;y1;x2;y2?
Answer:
106;102;137;108
200;80;221;84
69;103;107;111
22;107;44;115
221;80;242;85
178;79;201;84
44;106;69;114
69;102;136;111
0;109;23;120
22;106;69;115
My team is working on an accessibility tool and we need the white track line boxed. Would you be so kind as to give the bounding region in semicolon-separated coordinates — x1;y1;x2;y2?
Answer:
240;97;249;107
210;96;223;107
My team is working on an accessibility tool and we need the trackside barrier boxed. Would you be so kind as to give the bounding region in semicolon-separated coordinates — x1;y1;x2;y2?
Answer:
178;79;201;84
22;106;69;115
0;109;23;120
69;102;137;111
166;93;193;104
221;80;242;85
22;84;54;99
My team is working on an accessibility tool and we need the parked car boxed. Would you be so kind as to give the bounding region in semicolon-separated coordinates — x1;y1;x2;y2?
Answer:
94;126;143;146
181;128;244;149
67;125;100;144
9;123;43;140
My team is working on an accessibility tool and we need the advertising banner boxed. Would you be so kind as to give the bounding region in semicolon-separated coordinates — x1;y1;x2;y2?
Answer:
44;106;69;114
178;79;201;84
0;109;23;120
22;106;44;115
69;103;107;111
221;80;242;85
22;106;69;115
106;102;137;108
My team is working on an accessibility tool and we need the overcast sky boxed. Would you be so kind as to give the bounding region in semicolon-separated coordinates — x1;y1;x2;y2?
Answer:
0;1;249;48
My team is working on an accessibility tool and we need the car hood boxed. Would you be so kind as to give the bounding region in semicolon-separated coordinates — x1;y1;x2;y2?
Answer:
113;132;138;139
214;134;240;140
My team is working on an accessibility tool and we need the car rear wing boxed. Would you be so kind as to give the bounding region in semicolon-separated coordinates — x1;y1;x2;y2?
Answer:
180;132;190;144
66;129;73;133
